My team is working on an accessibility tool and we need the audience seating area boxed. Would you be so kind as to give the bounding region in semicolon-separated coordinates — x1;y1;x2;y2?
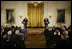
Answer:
1;25;71;48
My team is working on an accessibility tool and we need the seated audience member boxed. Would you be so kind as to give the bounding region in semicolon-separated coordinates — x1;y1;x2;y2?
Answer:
1;26;26;48
53;29;61;45
48;27;54;46
4;25;11;34
19;27;21;32
63;30;69;39
61;27;69;39
11;26;15;35
1;26;8;40
1;26;8;37
7;29;12;41
56;25;62;34
51;26;56;41
15;26;18;30
15;30;19;34
52;26;56;32
15;26;21;33
1;26;5;36
1;26;4;32
11;30;25;48
52;26;61;46
55;34;71;48
63;25;68;30
56;25;61;29
68;25;72;40
1;26;11;48
61;26;66;34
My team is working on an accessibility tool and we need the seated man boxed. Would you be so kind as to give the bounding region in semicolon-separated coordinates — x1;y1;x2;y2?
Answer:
54;29;61;40
11;30;25;48
55;34;71;48
4;25;11;34
68;25;71;40
1;28;12;48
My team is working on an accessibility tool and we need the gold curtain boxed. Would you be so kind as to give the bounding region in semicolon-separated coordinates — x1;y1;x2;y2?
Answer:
27;3;44;27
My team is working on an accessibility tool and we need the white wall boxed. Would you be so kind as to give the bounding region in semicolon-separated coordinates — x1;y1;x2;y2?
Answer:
1;1;27;29
44;1;71;27
1;1;71;28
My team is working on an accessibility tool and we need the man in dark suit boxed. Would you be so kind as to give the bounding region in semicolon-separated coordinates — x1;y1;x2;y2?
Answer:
22;17;28;29
44;17;50;28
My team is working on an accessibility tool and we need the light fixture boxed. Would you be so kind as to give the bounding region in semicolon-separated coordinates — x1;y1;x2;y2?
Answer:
31;1;42;7
19;13;23;18
48;13;52;19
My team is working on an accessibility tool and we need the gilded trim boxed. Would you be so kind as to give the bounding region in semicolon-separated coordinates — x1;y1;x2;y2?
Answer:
56;9;67;25
5;9;15;24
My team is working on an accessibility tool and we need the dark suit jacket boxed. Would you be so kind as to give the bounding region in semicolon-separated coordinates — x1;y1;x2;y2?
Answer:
22;18;28;25
44;18;50;25
55;39;71;48
11;34;24;48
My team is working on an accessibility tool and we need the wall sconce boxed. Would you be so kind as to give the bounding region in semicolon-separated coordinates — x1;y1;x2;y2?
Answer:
19;13;23;18
19;15;22;18
49;15;52;19
48;13;52;19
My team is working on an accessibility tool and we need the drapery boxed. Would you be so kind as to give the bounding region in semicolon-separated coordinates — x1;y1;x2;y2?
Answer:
27;3;44;27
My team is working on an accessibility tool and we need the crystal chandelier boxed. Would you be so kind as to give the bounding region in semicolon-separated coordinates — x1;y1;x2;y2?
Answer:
31;1;42;7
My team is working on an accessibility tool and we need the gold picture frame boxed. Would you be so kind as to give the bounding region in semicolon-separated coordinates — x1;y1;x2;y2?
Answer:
56;9;66;24
5;9;15;24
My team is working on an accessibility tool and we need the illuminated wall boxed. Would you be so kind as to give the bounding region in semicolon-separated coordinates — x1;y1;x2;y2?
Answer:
1;1;71;28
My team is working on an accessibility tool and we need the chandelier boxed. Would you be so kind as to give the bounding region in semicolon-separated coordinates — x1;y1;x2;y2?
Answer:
31;1;42;7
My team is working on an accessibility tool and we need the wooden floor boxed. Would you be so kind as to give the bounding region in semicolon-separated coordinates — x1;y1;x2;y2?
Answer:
27;28;45;35
25;28;46;48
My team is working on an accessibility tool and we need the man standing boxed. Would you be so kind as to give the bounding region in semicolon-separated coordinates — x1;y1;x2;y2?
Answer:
22;17;28;29
44;17;50;28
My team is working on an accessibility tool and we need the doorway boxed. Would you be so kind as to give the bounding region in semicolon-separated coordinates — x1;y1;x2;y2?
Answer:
27;3;44;27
